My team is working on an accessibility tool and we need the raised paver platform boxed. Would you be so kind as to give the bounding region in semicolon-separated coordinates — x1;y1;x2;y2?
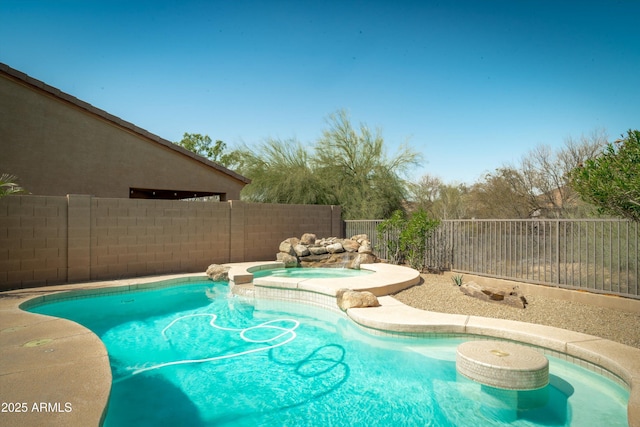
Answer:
456;340;549;390
227;262;422;297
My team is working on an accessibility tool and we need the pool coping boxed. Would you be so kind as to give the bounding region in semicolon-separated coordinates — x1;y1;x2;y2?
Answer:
0;263;638;427
227;261;422;297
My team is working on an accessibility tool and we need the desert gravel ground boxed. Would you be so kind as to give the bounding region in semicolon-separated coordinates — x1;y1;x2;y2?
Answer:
393;273;640;349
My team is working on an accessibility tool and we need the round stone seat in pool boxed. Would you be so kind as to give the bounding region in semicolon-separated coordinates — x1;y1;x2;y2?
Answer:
456;340;549;390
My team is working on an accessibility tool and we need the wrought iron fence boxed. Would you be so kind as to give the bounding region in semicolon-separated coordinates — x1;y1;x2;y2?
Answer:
345;219;639;299
345;220;387;258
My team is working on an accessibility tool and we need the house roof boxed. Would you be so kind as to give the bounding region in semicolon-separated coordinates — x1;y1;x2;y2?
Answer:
0;62;251;185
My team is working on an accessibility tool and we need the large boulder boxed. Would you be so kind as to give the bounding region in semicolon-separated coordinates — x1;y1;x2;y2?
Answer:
357;240;373;254
278;238;297;255
276;252;299;267
206;264;231;281
308;245;328;255
326;242;345;253
299;254;332;262
293;244;310;257
460;282;528;309
326;253;352;266
336;288;381;311
351;234;369;242
349;253;376;269
300;233;317;245
341;239;360;253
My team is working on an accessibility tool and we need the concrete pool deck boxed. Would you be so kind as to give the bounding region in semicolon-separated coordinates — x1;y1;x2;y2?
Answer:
0;262;638;426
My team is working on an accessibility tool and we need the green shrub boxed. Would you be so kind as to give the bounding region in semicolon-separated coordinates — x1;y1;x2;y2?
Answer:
376;209;440;271
376;210;405;264
570;129;640;222
400;209;440;271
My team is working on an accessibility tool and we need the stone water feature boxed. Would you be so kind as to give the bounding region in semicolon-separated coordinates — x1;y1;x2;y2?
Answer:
276;233;377;269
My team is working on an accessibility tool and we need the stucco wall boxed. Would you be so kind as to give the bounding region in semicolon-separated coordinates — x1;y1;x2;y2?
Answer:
0;195;342;290
0;69;246;200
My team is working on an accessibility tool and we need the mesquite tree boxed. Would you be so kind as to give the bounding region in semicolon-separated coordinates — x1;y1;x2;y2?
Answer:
233;110;421;219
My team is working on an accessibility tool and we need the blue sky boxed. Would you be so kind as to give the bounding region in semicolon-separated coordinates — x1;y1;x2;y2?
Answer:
2;0;639;184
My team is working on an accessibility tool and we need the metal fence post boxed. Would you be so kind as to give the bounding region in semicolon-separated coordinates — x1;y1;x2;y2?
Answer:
556;219;560;285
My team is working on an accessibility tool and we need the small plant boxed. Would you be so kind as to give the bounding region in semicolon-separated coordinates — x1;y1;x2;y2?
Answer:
452;274;464;286
0;173;28;197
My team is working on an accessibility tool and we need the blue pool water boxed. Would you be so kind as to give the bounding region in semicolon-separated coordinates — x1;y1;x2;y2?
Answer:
28;281;628;426
253;267;373;279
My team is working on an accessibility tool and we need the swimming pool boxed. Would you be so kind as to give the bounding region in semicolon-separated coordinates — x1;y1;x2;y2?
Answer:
28;280;628;426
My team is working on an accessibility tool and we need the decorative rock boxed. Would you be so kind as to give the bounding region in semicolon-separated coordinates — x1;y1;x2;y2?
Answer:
318;237;337;246
326;242;345;253
350;253;376;269
300;233;317;245
293;244;310;257
300;253;349;268
357;241;373;254
299;254;331;262
460;282;528;309
328;252;352;265
308;245;328;255
276;252;299;267
279;239;296;255
336;288;380;311
341;239;360;253
276;234;377;269
205;264;231;281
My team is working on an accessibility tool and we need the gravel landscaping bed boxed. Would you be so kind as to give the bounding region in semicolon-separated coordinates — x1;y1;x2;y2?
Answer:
393;273;640;349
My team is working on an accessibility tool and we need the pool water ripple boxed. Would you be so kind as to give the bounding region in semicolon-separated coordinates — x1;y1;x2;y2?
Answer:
112;314;300;382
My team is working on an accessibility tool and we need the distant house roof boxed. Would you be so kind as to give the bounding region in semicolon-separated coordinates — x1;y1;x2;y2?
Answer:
0;62;250;186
